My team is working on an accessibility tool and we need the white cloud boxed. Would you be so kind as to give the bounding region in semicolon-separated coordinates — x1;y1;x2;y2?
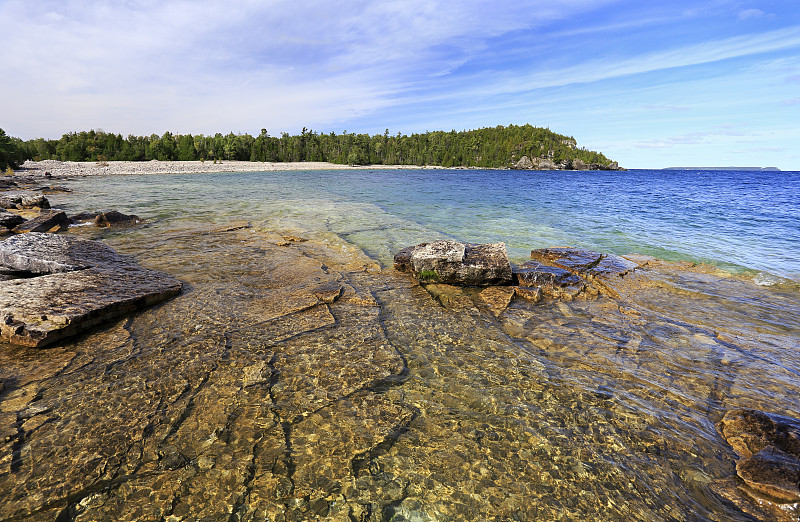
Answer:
738;8;765;20
0;0;622;137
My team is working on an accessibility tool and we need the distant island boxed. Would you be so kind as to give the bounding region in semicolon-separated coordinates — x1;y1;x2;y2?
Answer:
663;166;781;171
1;125;622;171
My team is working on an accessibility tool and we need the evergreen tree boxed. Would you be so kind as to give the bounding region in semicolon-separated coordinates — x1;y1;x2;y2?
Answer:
0;128;20;171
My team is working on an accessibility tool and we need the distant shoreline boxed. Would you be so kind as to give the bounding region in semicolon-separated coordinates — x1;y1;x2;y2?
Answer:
662;166;781;171
16;159;451;177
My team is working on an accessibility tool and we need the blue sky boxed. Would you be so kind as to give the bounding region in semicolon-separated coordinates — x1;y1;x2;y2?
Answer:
2;0;799;169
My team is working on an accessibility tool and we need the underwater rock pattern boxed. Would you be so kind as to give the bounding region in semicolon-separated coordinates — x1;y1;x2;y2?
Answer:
718;408;800;515
0;225;799;520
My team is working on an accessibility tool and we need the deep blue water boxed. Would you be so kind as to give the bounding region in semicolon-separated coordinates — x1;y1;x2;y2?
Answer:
58;168;800;284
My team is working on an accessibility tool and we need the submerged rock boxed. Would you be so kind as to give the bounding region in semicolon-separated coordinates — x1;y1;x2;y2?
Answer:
69;210;141;227
12;210;69;233
513;261;583;288
530;247;637;279
718;409;800;514
719;409;800;460
394;240;512;286
0;233;182;347
530;247;639;297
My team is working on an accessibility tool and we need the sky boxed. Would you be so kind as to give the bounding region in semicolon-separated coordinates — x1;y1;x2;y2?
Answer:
1;0;799;169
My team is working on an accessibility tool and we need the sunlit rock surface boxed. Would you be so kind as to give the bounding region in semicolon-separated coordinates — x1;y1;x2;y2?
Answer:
0;224;799;520
0;233;182;347
717;409;800;518
394;240;512;286
12;210;70;234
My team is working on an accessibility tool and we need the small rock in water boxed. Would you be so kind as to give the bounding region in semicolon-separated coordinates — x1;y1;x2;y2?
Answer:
20;195;50;209
0;210;25;231
737;445;800;503
13;210;70;233
0;194;50;210
718;409;800;459
94;210;140;227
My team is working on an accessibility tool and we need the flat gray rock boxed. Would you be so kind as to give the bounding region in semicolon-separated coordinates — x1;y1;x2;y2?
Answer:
0;233;182;347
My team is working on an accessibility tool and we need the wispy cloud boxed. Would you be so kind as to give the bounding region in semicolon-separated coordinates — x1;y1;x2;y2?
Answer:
738;8;765;21
644;104;691;112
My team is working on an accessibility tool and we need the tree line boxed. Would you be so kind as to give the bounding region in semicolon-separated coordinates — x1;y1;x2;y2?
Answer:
6;124;615;169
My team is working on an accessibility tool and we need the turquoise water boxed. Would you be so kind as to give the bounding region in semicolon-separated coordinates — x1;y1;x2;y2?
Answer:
6;167;799;520
53;168;800;283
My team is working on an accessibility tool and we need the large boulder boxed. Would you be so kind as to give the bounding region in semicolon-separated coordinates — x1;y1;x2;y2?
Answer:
394;240;512;286
718;409;800;505
0;233;182;347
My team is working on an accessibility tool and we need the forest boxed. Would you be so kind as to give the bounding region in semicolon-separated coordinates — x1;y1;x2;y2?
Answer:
6;124;616;169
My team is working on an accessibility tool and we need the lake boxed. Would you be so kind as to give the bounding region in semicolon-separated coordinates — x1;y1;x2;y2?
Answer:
1;167;799;520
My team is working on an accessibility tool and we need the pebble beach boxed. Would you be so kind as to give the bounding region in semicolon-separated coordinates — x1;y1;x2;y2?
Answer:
17;159;440;177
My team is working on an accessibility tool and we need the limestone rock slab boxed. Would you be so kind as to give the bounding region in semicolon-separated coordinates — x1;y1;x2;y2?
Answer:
394;240;512;286
513;261;582;288
12;210;69;233
0;232;122;274
0;210;25;231
0;233;182;347
530;247;638;279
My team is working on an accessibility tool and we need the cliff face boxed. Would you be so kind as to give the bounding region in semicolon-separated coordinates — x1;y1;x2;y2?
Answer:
512;155;623;171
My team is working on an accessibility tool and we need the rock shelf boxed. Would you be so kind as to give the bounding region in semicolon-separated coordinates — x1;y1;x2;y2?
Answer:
0;233;182;347
1;225;798;519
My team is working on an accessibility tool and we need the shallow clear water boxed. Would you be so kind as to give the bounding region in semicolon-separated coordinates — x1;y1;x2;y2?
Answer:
50;168;800;283
1;168;799;521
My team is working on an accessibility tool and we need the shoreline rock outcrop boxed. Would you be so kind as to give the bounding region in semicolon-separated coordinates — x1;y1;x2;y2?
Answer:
512;155;624;171
0;233;182;347
70;210;141;228
394;240;513;286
